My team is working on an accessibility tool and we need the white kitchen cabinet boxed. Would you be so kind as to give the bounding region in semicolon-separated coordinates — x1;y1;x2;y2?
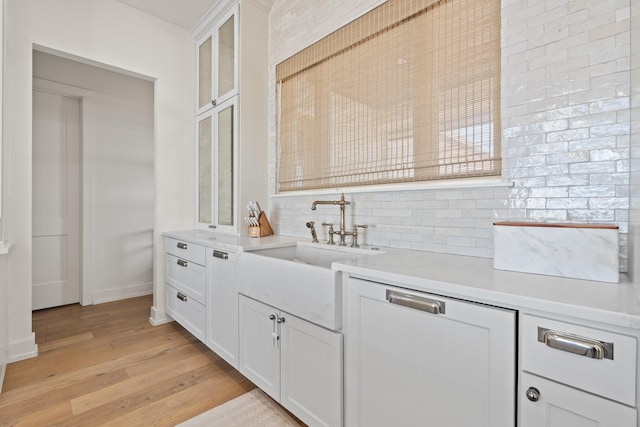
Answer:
344;277;516;427
520;372;636;427
164;238;206;340
519;314;637;426
239;295;343;427
205;246;239;368
239;294;280;398
194;0;269;234
196;4;238;115
196;97;238;233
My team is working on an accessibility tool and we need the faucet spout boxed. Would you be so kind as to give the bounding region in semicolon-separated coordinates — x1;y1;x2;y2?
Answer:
309;194;352;245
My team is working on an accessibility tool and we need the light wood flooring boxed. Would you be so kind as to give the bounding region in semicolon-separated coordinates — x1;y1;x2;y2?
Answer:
0;295;256;426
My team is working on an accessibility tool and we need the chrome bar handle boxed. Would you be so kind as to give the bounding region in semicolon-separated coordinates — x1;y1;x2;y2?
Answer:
177;259;188;267
176;292;187;302
213;250;229;260
270;314;279;347
538;327;613;360
386;290;445;315
177;242;188;250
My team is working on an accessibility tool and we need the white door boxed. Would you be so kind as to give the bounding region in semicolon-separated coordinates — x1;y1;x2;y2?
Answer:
32;90;81;310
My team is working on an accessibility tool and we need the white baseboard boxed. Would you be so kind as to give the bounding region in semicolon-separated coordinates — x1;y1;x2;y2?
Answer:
8;333;38;363
149;304;173;326
91;282;153;305
0;363;6;394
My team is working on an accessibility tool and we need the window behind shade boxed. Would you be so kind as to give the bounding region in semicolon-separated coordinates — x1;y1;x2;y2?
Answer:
276;0;501;192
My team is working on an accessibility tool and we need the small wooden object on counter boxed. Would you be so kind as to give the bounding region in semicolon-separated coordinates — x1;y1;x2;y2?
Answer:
248;213;273;238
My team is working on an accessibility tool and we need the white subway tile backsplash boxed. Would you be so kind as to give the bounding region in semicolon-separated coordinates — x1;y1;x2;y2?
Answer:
267;0;632;269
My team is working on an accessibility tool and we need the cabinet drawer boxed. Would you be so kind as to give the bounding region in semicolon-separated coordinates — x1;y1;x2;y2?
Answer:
521;314;636;406
166;254;206;304
166;284;205;341
165;237;206;266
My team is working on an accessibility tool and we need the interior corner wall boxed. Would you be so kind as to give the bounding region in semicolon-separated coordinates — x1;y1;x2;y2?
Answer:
3;0;195;362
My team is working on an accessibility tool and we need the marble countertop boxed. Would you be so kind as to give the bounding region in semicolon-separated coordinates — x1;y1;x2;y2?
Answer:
162;229;640;330
333;249;640;330
163;229;299;252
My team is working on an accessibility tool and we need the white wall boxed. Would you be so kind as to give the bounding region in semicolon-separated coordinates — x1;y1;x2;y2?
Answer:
268;0;634;272
3;0;195;362
33;51;155;304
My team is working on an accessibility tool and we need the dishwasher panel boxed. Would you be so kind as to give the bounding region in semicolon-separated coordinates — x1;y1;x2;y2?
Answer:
344;277;516;427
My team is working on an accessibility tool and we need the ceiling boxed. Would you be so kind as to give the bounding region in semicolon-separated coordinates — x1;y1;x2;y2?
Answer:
114;0;220;31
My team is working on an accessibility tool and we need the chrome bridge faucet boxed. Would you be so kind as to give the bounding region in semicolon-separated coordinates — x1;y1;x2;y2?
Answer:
311;193;367;247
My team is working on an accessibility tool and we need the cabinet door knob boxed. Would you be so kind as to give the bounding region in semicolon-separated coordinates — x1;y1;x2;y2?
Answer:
277;316;285;324
269;314;276;320
526;387;540;402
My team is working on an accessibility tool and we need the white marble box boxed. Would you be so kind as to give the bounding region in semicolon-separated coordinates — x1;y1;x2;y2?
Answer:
493;222;619;283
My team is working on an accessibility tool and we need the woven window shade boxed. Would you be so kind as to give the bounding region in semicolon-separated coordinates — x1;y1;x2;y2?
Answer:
276;0;501;192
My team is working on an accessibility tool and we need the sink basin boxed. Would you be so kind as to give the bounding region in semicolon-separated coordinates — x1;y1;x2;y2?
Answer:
250;243;378;268
236;243;381;330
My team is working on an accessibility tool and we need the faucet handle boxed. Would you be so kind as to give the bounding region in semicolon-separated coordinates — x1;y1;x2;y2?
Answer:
351;224;368;248
321;223;335;245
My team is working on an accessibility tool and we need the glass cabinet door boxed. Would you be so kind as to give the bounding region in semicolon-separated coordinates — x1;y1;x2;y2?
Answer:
197;5;238;115
197;111;213;227
197;97;238;232
216;12;236;102
216;99;235;227
197;35;213;114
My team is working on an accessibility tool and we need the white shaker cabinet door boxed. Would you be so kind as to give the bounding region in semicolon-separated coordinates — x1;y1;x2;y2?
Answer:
206;247;239;368
520;372;636;427
281;313;343;427
238;295;280;401
345;277;516;427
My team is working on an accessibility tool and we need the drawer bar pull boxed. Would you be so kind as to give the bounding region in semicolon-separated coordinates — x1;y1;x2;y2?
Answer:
386;290;445;315
177;242;188;250
177;259;188;267
538;327;613;360
176;292;188;302
213;250;229;260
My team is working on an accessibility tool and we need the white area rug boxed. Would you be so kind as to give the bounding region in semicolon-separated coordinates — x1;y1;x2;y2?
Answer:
176;388;301;427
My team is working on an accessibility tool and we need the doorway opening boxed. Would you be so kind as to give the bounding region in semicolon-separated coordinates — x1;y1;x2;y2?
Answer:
31;49;156;310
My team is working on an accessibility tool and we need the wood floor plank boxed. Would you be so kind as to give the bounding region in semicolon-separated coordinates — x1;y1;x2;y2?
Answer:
70;352;214;415
5;401;74;427
3;325;190;389
0;369;130;424
37;331;95;352
101;368;255;427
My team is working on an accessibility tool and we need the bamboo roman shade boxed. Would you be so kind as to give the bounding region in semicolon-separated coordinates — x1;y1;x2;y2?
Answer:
276;0;501;192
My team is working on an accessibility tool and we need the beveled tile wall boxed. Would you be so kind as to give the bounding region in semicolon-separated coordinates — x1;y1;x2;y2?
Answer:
267;0;633;270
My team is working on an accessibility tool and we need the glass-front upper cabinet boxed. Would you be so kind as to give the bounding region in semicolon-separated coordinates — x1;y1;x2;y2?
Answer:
197;96;238;233
196;5;238;116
